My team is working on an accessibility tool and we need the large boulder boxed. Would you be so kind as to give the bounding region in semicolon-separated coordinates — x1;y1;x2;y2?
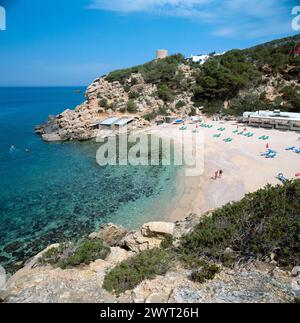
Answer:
141;222;175;238
105;247;132;266
119;232;162;253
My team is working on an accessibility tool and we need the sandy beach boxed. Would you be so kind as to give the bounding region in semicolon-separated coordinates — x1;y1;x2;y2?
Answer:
145;120;300;222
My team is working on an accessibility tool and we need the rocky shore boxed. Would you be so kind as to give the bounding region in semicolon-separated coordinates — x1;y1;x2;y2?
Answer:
1;214;299;303
35;64;196;142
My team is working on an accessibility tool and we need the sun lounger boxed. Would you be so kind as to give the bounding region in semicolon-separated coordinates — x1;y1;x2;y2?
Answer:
285;147;296;151
261;149;277;158
277;173;288;183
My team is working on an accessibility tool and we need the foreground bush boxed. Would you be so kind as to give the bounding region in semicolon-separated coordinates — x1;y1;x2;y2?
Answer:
180;181;300;268
40;239;111;269
190;264;221;283
103;248;173;294
60;239;111;269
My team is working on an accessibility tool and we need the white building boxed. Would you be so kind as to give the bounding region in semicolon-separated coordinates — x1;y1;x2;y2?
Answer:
190;54;210;64
243;110;300;131
190;52;226;65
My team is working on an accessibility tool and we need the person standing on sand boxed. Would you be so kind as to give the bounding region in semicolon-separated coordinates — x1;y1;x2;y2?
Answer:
219;170;223;178
214;170;219;180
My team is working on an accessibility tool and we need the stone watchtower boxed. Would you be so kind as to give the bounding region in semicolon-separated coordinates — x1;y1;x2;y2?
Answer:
156;49;168;60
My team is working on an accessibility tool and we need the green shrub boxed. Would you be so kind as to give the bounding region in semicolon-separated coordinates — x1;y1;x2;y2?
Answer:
190;264;221;283
127;99;138;113
157;84;174;102
144;111;158;121
161;234;174;249
180;181;300;268
60;239;110;269
124;84;131;92
280;85;300;112
103;248;173;294
39;244;69;266
175;100;185;109
105;54;186;87
189;107;197;116
98;98;108;108
128;91;140;99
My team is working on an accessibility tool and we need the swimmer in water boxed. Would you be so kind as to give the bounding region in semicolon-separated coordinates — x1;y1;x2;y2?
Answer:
25;148;30;153
10;145;16;152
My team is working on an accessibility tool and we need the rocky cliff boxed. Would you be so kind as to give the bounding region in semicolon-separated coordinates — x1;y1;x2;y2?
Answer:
35;62;196;142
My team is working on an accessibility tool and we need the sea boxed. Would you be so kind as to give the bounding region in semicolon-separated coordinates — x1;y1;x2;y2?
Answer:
0;87;182;272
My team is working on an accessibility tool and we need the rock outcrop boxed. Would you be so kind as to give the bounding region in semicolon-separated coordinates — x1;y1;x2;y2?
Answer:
141;222;175;238
0;217;299;303
89;223;128;246
35;64;197;142
120;267;298;303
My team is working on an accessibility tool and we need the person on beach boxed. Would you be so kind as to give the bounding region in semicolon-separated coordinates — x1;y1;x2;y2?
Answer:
219;170;223;178
214;170;219;180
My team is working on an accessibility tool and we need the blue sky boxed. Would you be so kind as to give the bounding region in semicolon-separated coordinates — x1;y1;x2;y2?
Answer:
0;0;299;86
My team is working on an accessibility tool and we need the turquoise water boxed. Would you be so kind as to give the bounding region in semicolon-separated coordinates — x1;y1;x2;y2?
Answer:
0;88;181;272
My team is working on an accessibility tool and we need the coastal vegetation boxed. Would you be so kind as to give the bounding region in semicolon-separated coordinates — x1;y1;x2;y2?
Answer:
103;248;174;295
105;34;300;116
180;180;300;268
189;264;221;284
40;239;111;269
192;34;300;115
103;181;300;294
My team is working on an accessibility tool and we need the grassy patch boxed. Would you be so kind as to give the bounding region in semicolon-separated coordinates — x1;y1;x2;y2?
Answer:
103;248;173;295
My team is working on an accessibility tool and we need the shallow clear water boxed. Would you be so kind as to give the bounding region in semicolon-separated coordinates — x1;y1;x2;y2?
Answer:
0;88;181;272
